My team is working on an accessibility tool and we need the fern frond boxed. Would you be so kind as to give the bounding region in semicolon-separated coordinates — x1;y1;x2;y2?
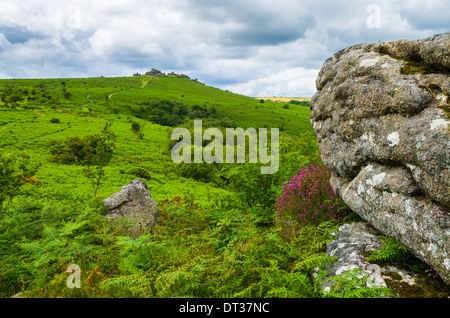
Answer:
154;269;197;297
287;271;320;297
116;236;142;249
19;242;48;256
19;242;54;268
42;225;63;244
365;236;408;265
232;283;261;298
60;220;88;236
294;254;337;271
100;274;155;297
321;268;396;298
266;286;297;298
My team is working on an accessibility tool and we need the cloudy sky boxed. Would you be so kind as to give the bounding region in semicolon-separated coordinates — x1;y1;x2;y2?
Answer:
0;0;449;97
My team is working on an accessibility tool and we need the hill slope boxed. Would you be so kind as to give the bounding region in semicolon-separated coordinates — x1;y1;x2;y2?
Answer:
0;75;317;203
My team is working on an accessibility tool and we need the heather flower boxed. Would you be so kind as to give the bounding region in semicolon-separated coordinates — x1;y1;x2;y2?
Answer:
275;164;350;240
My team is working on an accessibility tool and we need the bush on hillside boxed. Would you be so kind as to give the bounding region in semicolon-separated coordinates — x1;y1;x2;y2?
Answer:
48;137;87;164
227;162;282;212
9;93;23;103
178;162;217;183
131;122;145;139
289;100;310;107
48;133;115;166
0;151;40;213
82;121;117;197
126;167;151;180
131;99;217;127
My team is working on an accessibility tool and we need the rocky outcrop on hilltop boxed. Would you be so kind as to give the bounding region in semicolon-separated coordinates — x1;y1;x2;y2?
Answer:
310;34;450;285
133;68;199;82
145;68;165;77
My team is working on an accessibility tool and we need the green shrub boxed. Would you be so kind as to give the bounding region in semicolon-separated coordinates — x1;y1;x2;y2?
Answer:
49;136;87;164
131;122;145;139
178;162;217;182
82;121;116;196
49;126;115;167
223;162;285;227
50;118;60;124
132;99;217;127
9;93;23;103
63;91;72;99
0;151;39;213
289;100;310;107
126;167;151;180
226;162;281;211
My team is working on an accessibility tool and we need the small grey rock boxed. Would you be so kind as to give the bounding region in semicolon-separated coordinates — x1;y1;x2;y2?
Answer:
103;180;160;237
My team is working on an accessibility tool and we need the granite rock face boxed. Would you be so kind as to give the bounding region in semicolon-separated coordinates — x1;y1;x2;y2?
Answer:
310;34;450;285
103;180;160;236
321;223;450;297
320;222;387;292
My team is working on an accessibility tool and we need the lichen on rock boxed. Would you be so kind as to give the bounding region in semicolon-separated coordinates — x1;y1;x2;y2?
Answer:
310;33;450;285
321;222;450;297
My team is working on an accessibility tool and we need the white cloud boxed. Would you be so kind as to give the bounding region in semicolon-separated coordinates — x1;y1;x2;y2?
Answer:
224;67;319;97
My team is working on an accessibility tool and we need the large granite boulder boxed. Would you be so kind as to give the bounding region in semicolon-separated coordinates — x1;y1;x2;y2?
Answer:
310;34;450;285
103;180;160;236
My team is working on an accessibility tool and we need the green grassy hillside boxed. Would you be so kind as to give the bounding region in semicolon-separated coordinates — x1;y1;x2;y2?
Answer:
0;75;315;203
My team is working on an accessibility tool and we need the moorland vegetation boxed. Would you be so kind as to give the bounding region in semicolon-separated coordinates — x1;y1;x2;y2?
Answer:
0;72;420;298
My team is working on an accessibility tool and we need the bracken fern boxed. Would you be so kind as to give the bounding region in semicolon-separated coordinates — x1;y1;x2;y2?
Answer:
319;268;397;298
365;236;408;265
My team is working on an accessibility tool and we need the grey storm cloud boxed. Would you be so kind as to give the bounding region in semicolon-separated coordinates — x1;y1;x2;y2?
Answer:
397;1;450;31
0;24;45;44
0;0;448;97
185;0;315;46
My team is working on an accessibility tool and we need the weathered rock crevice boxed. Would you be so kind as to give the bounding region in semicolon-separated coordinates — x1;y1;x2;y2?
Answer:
311;33;450;285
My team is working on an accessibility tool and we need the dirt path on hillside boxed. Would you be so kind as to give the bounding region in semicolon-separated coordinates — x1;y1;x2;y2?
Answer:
108;92;118;100
141;79;149;88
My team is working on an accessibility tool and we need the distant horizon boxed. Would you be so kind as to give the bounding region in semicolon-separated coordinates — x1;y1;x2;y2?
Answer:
0;1;448;97
0;73;314;98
